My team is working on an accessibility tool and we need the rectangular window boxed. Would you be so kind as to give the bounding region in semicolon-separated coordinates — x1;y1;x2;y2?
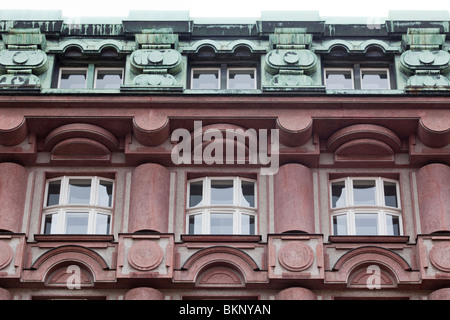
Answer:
210;179;234;205
331;180;347;208
210;213;234;234
68;179;92;205
360;69;390;89
46;180;61;206
227;68;256;89
65;212;89;234
94;68;123;89
191;68;220;89
189;181;203;207
355;213;378;235
58;68;88;89
241;214;255;235
324;69;354;89
352;180;376;206
333;214;348;235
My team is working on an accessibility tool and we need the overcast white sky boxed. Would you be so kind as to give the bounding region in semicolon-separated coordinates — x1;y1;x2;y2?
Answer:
1;0;450;18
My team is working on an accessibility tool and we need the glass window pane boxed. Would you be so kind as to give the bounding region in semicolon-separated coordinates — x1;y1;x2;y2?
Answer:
240;181;255;207
95;69;123;89
333;215;348;235
98;180;113;207
59;69;87;89
210;180;234;205
361;70;389;89
189;181;203;207
241;214;255;235
95;213;111;235
353;180;376;206
189;214;203;234
228;69;255;89
44;214;58;234
210;213;234;234
65;212;89;234
355;213;378;235
386;214;400;236
68;179;92;205
192;69;220;89
325;70;353;89
384;181;398;208
47;180;61;206
331;181;347;208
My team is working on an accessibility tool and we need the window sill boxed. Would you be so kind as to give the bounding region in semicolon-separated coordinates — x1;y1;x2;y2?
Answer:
181;234;261;243
328;235;409;243
34;234;115;242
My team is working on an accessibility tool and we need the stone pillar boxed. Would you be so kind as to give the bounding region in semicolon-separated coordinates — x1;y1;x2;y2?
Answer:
275;287;316;300
0;162;28;233
428;288;450;300
274;163;315;233
416;163;450;234
128;163;170;233
124;287;164;300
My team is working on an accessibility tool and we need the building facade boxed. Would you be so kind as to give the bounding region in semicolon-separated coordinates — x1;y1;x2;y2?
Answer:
0;10;449;300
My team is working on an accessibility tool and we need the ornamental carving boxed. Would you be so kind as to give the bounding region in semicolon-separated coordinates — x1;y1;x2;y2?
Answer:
429;242;450;272
130;49;182;74
128;240;163;271
0;241;13;270
278;241;314;272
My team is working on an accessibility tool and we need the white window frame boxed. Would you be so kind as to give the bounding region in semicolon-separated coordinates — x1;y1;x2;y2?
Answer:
42;176;114;235
186;176;257;235
329;177;402;236
93;67;124;89
191;67;221;89
226;67;257;89
324;68;354;89
57;67;88;89
360;68;391;90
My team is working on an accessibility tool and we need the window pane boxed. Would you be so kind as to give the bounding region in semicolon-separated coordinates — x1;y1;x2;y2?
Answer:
333;215;347;235
228;69;255;89
95;69;123;89
68;179;92;205
361;70;389;89
189;181;203;207
192;69;220;89
355;213;378;235
59;69;87;89
210;213;234;234
241;214;255;235
386;214;400;236
240;181;255;207
331;181;347;208
95;213;111;235
44;214;58;234
353;180;376;206
189;214;203;234
65;212;89;234
325;70;353;89
384;181;398;208
47;180;61;206
98;180;113;207
210;180;234;205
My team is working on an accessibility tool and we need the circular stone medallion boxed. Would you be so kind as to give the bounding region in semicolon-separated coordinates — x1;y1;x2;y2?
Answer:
128;240;163;271
430;242;450;272
0;241;13;269
278;242;314;272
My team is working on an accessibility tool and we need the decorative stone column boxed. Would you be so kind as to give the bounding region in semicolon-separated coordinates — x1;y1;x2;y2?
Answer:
416;163;450;234
128;163;171;233
273;163;315;233
0;162;28;233
275;287;316;300
124;287;164;300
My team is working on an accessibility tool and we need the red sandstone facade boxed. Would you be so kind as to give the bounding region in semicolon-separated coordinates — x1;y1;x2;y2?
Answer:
0;10;449;300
